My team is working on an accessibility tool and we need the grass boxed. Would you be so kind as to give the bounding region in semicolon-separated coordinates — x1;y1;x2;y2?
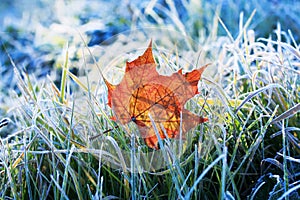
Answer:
1;1;300;200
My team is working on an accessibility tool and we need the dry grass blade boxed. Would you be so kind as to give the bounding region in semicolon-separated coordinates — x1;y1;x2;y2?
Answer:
277;153;300;164
271;103;300;124
258;38;300;60
235;84;287;113
281;43;300;60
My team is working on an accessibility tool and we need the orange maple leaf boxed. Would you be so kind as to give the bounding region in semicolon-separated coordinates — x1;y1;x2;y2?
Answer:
105;40;209;149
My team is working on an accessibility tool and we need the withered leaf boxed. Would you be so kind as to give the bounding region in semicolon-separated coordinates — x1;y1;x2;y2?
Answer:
105;40;208;149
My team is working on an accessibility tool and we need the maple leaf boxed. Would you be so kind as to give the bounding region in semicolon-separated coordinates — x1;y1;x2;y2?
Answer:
105;40;209;149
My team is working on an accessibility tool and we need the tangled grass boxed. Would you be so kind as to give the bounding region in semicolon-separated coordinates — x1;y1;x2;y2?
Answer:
0;1;300;200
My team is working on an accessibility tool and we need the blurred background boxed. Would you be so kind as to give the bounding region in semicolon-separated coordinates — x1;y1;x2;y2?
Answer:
1;0;299;97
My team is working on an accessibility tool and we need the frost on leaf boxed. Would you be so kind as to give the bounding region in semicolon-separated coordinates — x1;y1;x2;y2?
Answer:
105;40;209;149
